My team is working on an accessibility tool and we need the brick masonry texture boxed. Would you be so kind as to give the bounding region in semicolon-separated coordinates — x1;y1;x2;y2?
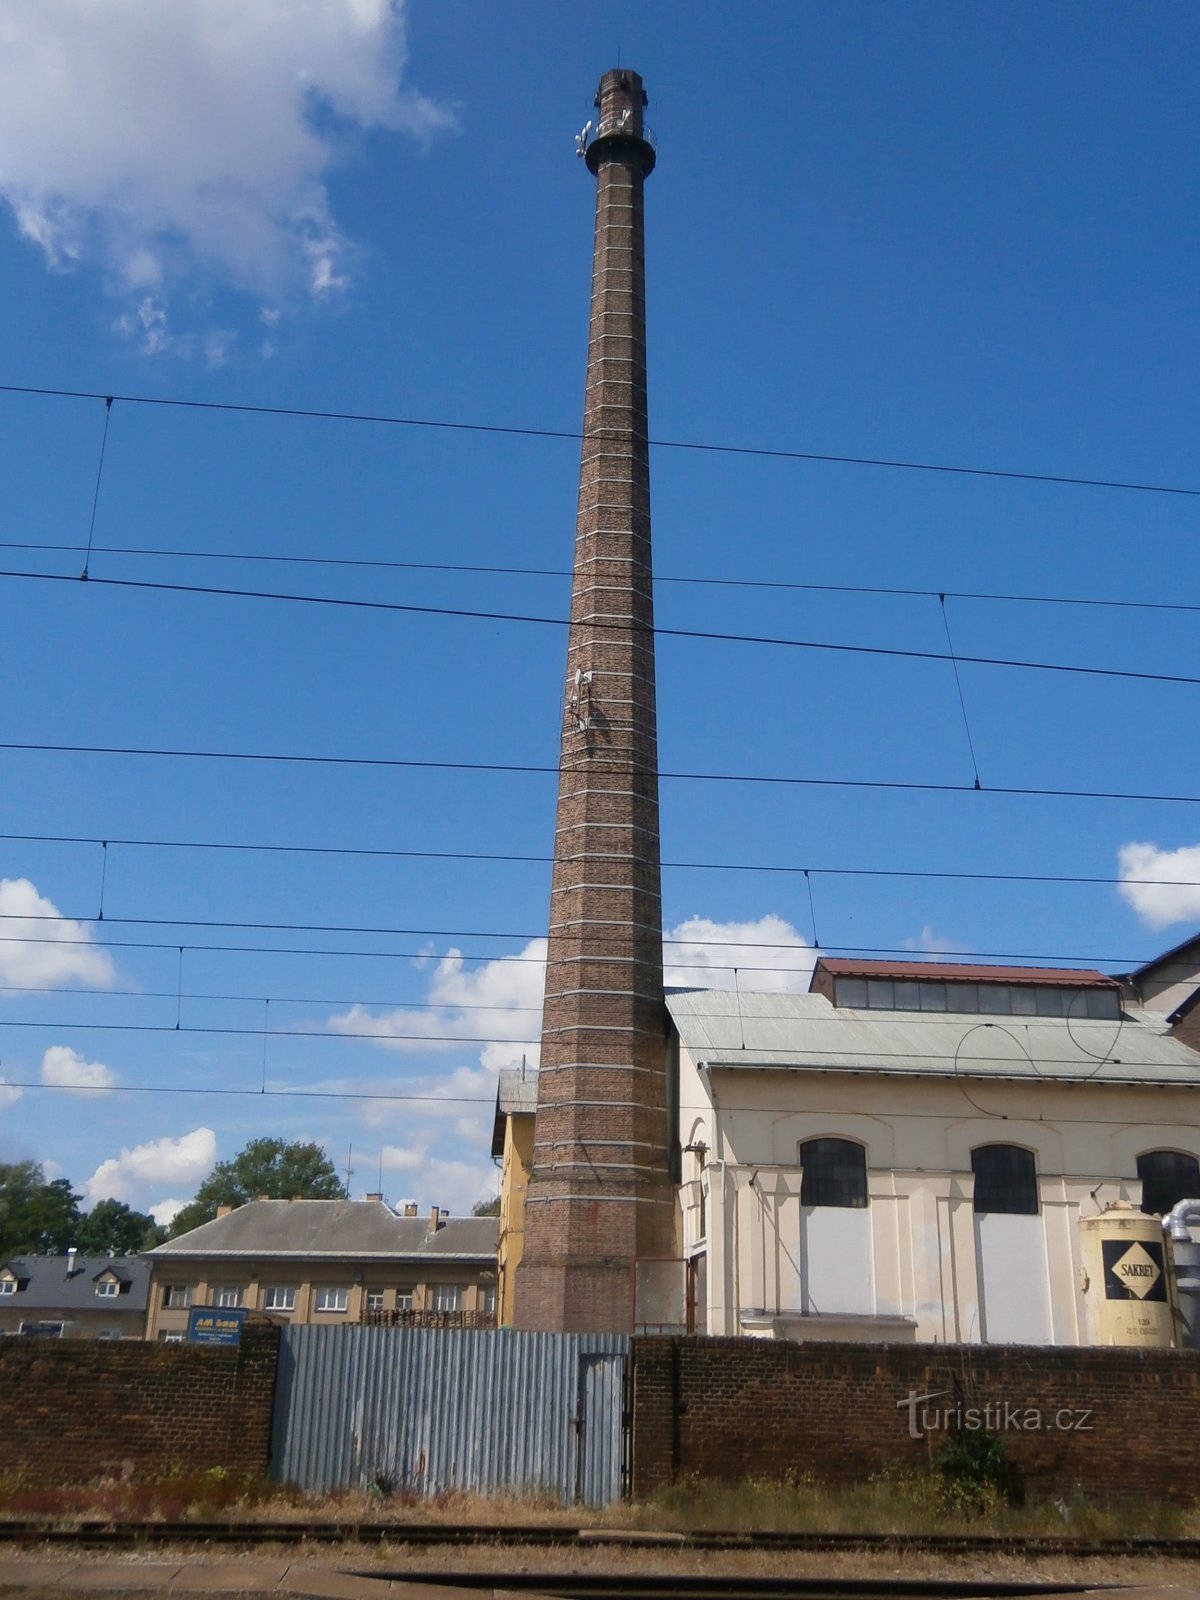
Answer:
0;1321;280;1485
630;1336;1200;1501
514;68;675;1333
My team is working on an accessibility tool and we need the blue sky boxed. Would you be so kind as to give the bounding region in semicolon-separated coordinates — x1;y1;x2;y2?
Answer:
0;1;1197;1222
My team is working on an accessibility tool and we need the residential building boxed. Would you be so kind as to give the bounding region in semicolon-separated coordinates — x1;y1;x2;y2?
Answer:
0;1252;151;1340
146;1196;498;1341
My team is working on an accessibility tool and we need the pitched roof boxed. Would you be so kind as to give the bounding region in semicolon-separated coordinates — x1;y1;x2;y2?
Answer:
813;957;1117;987
667;989;1200;1087
492;1065;538;1156
148;1198;498;1261
0;1253;151;1313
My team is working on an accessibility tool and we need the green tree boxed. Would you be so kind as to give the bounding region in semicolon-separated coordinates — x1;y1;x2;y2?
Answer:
77;1197;164;1255
0;1162;83;1256
471;1195;501;1216
168;1137;347;1238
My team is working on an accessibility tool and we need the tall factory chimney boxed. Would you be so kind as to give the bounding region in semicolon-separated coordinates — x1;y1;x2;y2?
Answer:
513;69;676;1334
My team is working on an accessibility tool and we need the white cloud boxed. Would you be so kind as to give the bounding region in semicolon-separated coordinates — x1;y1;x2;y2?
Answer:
380;1141;494;1216
149;1197;187;1228
0;0;455;345
1118;841;1200;930
40;1044;116;1096
0;878;117;992
329;938;546;1071
0;1074;21;1110
86;1126;217;1205
664;914;814;991
904;924;968;955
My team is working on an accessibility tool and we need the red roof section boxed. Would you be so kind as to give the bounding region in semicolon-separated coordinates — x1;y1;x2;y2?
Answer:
813;958;1118;988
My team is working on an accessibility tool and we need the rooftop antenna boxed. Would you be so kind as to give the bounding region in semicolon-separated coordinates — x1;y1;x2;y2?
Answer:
377;1151;384;1193
344;1143;354;1192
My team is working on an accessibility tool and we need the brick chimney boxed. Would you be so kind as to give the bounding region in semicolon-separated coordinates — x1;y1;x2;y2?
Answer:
513;69;675;1334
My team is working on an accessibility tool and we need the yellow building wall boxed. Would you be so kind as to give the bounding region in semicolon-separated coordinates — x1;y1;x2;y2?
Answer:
497;1113;535;1326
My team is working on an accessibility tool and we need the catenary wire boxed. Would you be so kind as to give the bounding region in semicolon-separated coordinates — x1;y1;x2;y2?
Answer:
5;538;1200;618
3;381;1197;496
5;566;1200;690
3;827;1198;892
3;736;1198;807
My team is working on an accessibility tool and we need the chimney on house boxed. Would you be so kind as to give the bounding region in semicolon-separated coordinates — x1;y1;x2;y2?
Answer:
257;1193;271;1202
513;70;675;1334
65;1246;78;1278
403;1201;418;1217
365;1192;384;1203
429;1205;443;1231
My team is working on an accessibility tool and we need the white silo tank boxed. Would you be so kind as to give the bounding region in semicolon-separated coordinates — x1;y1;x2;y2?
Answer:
1079;1200;1177;1348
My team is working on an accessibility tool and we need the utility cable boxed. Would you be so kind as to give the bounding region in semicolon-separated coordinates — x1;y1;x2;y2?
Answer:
939;594;982;789
3;737;1197;807
2;381;1196;496
2;827;1196;892
5;538;1200;618
5;566;1199;691
80;396;113;581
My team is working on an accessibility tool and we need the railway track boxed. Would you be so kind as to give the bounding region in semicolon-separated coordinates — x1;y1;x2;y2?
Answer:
0;1520;1195;1558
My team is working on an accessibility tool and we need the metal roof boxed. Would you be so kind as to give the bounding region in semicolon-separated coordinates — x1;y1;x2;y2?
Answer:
0;1253;151;1313
148;1199;498;1261
666;988;1200;1087
814;957;1117;987
492;1066;538;1156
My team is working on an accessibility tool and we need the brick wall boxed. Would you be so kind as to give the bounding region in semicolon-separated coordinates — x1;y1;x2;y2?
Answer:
0;1321;280;1485
631;1336;1200;1500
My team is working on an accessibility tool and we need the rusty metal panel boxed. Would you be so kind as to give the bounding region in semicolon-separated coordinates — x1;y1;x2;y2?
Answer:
270;1326;628;1504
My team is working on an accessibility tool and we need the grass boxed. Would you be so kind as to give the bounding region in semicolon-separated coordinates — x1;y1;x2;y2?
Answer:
0;1464;1195;1541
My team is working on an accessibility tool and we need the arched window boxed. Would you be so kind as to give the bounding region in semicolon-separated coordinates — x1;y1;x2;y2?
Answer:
799;1138;867;1208
971;1144;1038;1215
1137;1150;1200;1217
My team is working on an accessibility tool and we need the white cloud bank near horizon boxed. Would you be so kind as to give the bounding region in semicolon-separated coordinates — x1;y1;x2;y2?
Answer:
1118;841;1200;930
0;0;454;350
86;1126;217;1206
0;878;117;991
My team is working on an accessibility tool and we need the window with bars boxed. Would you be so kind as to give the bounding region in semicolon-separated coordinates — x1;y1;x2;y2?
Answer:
1138;1150;1200;1218
799;1138;868;1208
972;1145;1039;1215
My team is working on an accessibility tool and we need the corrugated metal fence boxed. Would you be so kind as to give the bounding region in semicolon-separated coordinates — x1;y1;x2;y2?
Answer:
270;1326;629;1504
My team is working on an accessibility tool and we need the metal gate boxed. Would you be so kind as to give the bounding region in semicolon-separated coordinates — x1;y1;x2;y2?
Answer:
270;1325;629;1504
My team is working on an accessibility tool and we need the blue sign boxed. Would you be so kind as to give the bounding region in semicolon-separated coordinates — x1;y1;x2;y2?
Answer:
187;1306;248;1345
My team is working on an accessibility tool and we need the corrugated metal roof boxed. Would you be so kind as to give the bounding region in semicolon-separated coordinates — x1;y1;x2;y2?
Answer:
815;957;1116;986
666;989;1200;1086
148;1199;498;1260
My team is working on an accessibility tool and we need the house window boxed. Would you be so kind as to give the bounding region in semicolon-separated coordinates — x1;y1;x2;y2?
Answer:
365;1289;385;1313
213;1285;242;1308
482;1284;497;1316
0;1279;16;1296
972;1145;1039;1215
395;1287;415;1310
799;1138;867;1208
1138;1150;1200;1218
162;1284;192;1309
432;1284;463;1312
263;1285;296;1312
96;1278;119;1298
315;1286;349;1313
160;1330;185;1343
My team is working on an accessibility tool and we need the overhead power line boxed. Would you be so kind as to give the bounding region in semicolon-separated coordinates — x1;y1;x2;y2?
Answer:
5;566;1200;690
4;539;1199;618
2;381;1196;496
3;827;1195;891
4;737;1198;808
